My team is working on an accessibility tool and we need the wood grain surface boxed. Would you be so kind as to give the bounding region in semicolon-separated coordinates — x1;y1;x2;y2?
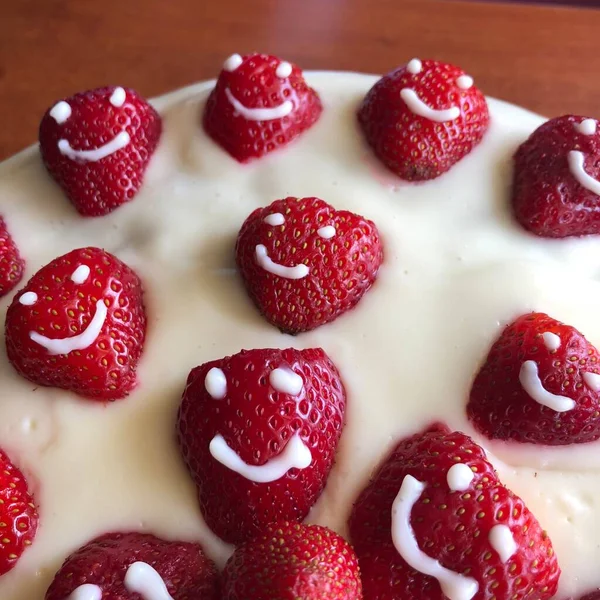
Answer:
1;0;599;159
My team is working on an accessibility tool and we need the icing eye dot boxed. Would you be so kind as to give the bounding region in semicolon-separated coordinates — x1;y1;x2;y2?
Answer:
205;367;227;399
446;463;474;491
19;292;38;306
456;75;474;90
270;367;304;396
49;101;72;124
109;87;126;107
264;213;285;226
574;119;597;136
542;331;560;351
406;58;422;75
71;265;91;284
223;53;243;72
317;226;336;239
276;61;293;79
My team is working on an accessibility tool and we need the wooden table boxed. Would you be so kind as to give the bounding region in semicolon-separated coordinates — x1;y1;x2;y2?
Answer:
1;0;599;160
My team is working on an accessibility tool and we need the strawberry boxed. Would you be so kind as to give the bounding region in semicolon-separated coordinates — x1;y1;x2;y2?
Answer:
580;593;600;600
0;449;38;577
222;522;362;600
5;247;146;401
468;312;600;445
203;53;322;162
349;425;560;600
236;196;383;334
176;347;346;545
512;116;600;237
0;217;24;298
39;86;162;217
44;531;219;600
358;58;489;181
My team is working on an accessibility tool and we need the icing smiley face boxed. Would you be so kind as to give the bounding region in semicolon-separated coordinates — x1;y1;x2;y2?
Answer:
203;53;322;162
176;347;346;544
468;312;600;445
39;86;162;217
235;196;384;333
5;247;147;401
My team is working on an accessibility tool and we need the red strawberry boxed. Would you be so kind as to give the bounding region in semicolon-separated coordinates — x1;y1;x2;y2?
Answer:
203;53;322;162
468;312;600;445
236;196;383;334
44;531;219;600
222;522;362;600
0;217;24;298
39;86;161;217
0;449;38;577
5;247;146;401
512;115;600;237
176;347;346;545
580;593;600;600
349;425;560;600
358;58;489;181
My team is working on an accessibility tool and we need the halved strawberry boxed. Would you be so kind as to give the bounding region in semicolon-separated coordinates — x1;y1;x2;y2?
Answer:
176;347;346;544
0;217;24;298
358;58;489;180
236;196;383;333
468;312;600;445
203;53;322;162
39;86;162;217
349;425;560;600
5;247;146;401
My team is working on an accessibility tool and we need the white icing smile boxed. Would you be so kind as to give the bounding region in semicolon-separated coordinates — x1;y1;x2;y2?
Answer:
400;88;460;123
568;150;600;196
58;131;131;163
29;299;108;356
125;562;174;600
224;88;293;121
391;475;479;600
66;584;103;600
209;433;312;483
255;244;309;279
519;360;576;412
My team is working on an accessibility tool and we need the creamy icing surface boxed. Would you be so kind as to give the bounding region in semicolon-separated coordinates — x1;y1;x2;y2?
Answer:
1;72;600;599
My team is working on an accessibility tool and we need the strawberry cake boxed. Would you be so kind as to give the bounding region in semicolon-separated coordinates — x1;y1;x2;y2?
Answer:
1;53;600;599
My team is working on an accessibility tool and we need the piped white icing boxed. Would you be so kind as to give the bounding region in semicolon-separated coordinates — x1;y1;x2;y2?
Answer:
276;61;293;79
391;475;479;600
542;331;561;351
264;212;285;226
71;265;91;284
58;132;131;163
19;291;38;306
66;584;103;600
124;562;174;600
400;88;460;123
29;299;108;356
574;119;597;136
583;371;600;392
488;525;517;563
109;87;126;108
223;53;243;72
224;88;293;121
456;75;474;90
568;151;600;196
269;367;304;395
49;101;72;124
205;367;227;399
317;225;336;239
209;432;312;483
255;244;309;279
446;463;474;492
406;59;423;74
519;360;576;412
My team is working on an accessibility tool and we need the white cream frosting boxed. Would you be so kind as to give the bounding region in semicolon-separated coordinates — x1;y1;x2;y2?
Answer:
2;73;600;599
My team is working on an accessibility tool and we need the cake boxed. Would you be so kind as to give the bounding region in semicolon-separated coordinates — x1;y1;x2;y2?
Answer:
0;53;600;599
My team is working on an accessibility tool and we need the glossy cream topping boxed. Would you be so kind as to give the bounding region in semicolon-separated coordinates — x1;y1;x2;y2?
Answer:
1;73;600;599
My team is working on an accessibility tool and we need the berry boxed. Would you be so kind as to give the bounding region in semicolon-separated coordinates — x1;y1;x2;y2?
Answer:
0;217;24;298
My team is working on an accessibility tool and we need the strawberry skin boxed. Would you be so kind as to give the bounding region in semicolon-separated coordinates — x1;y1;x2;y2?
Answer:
468;312;600;445
236;196;383;334
0;449;38;577
203;53;322;162
222;522;362;600
512;115;600;237
44;531;219;600
39;86;162;217
358;59;489;180
5;247;146;401
0;217;24;298
176;348;346;545
349;425;560;600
